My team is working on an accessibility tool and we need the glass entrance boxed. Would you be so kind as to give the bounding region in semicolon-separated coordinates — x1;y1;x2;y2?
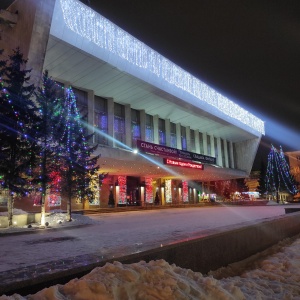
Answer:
126;176;140;206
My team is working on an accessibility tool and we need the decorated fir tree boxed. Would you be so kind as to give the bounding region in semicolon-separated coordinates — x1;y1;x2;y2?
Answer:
56;87;99;221
0;48;38;226
34;71;64;226
265;145;297;202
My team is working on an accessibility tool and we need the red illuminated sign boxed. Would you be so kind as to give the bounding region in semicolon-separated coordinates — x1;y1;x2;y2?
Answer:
163;158;204;170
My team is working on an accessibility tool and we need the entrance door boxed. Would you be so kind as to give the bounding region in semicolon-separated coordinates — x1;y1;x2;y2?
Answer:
127;176;140;206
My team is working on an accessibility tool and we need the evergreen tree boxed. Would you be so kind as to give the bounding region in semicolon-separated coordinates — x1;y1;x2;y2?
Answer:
0;48;38;226
57;87;99;221
265;145;297;202
257;161;267;198
34;71;63;226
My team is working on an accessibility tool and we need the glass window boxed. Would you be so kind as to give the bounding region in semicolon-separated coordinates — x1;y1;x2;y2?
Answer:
207;135;211;156
131;109;141;147
170;122;177;148
233;142;237;168
72;87;88;133
145;114;154;142
190;129;195;152
181;126;187;151
114;103;125;145
159;118;166;145
94;96;108;145
72;87;88;120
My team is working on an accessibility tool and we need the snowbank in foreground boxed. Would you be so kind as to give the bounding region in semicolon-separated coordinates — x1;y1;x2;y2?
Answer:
1;235;300;299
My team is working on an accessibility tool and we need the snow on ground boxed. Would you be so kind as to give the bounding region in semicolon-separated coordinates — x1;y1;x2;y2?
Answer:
1;234;300;299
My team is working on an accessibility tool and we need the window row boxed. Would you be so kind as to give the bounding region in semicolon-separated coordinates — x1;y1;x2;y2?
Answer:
73;90;234;168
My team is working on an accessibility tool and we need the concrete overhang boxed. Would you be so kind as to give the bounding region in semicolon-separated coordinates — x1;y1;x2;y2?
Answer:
44;0;264;144
95;147;248;181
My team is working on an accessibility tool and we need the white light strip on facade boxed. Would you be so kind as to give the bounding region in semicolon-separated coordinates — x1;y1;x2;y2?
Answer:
59;0;265;135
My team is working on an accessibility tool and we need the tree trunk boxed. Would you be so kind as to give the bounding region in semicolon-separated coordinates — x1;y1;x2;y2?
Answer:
7;194;14;227
41;193;46;226
40;150;47;227
66;195;72;222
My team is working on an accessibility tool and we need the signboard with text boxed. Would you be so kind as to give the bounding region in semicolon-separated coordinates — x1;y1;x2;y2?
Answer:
137;140;216;164
164;158;204;170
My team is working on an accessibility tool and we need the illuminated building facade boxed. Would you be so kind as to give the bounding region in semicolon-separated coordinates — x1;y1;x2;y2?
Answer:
0;0;264;208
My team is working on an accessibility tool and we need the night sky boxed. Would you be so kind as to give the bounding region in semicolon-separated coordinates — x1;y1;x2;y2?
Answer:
1;0;300;169
87;0;300;169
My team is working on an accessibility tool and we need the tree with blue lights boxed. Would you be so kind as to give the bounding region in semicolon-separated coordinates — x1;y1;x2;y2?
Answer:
56;86;99;222
0;48;38;226
265;145;297;202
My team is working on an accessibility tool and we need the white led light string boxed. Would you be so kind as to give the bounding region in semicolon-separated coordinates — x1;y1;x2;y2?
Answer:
59;0;265;135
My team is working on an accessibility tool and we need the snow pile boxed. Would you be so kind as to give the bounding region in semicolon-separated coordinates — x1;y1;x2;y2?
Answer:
0;210;99;232
44;211;99;227
1;260;244;300
2;236;300;299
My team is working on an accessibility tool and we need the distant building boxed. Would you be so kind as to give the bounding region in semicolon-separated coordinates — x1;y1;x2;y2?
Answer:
245;171;260;192
286;151;300;196
0;0;264;208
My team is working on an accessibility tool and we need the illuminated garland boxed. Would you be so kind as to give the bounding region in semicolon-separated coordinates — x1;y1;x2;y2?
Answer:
88;172;99;205
48;194;61;207
145;177;153;203
165;179;172;203
182;180;188;202
58;0;265;135
118;175;127;204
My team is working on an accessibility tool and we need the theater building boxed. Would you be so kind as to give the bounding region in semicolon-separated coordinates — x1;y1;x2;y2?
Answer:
0;0;265;208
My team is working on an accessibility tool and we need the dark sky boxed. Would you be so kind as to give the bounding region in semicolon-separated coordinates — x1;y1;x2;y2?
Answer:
87;0;300;169
2;0;300;169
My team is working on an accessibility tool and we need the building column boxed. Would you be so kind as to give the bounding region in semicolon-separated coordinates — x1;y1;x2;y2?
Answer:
107;98;114;147
224;139;229;168
217;137;223;167
229;141;235;168
202;132;208;155
211;135;215;158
